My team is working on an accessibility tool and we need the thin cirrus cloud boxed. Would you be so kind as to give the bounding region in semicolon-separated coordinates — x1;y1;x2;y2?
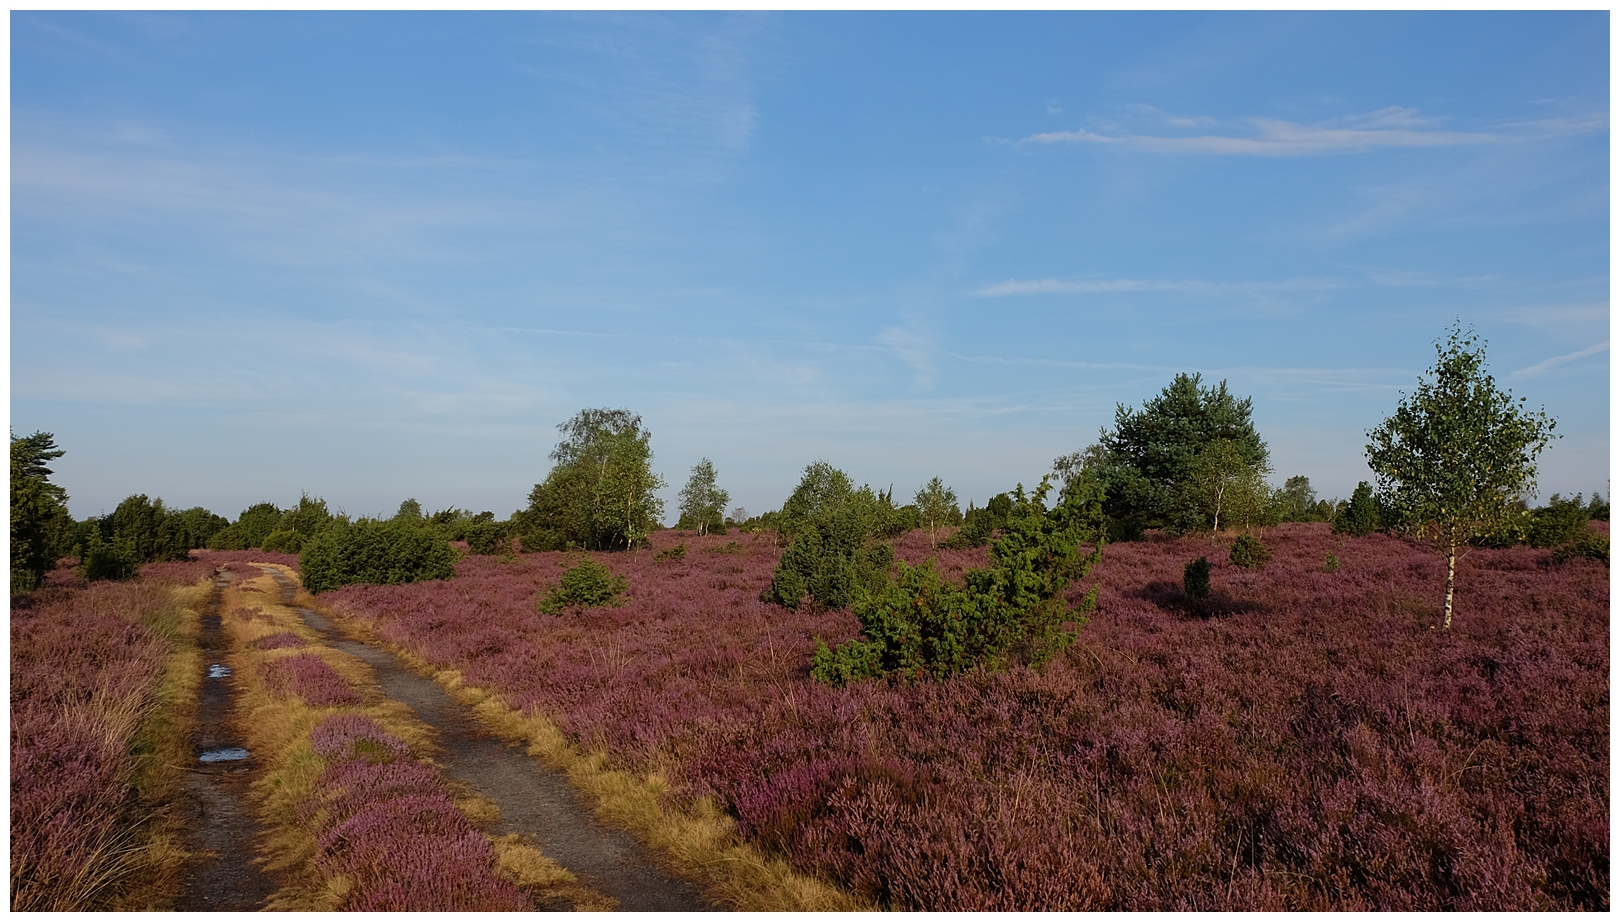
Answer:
1510;340;1609;379
971;276;1346;298
1017;106;1510;156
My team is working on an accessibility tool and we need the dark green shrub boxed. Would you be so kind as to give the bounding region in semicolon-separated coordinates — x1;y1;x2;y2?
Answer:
208;502;283;550
518;527;568;553
77;531;138;582
261;528;306;554
1528;494;1592;548
464;521;508;555
1335;482;1381;537
1551;531;1609;567
1230;534;1271;569
1324;553;1341;572
1183;556;1211;600
812;478;1103;685
300;520;458;594
655;543;687;561
765;462;896;611
941;492;1014;548
705;541;745;555
537;558;629;614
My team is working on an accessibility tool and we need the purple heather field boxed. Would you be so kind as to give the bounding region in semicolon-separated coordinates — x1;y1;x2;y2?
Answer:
322;524;1610;910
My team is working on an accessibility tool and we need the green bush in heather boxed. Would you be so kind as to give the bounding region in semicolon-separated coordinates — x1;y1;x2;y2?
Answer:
1183;556;1211;600
812;477;1103;686
300;520;457;594
1229;533;1272;569
537;558;628;614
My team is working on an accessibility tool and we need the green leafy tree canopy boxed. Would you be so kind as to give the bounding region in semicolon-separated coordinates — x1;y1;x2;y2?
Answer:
1094;373;1270;537
913;476;962;548
1365;322;1556;629
523;408;666;551
676;458;730;536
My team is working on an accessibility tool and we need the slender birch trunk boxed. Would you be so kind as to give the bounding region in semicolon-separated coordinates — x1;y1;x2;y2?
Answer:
1443;540;1456;630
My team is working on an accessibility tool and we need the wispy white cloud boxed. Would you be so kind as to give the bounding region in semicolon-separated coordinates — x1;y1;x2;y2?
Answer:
1016;106;1600;157
1510;340;1609;379
971;276;1345;297
875;323;938;389
1364;270;1498;288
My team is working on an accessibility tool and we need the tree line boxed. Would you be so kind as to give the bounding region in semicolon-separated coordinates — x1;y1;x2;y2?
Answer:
12;322;1604;633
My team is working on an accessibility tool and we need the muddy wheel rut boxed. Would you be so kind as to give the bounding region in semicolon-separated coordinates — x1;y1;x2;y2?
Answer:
175;570;279;911
262;569;712;912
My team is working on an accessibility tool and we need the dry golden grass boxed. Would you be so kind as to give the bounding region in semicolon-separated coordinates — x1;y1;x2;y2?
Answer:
108;582;209;910
490;835;619;911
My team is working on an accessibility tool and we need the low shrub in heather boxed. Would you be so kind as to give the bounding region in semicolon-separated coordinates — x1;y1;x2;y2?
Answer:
812;480;1103;685
537;557;628;614
464;522;508;556
1229;533;1271;569
1323;552;1341;572
1183;556;1211;599
1552;530;1609;567
300;520;457;594
319;524;1609;911
655;543;687;561
297;714;528;910
10;582;174;911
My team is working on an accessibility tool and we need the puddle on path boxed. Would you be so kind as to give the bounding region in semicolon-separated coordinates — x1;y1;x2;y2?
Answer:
262;568;712;912
174;569;279;911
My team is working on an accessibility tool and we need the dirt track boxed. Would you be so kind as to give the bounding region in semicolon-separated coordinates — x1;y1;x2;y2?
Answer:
262;569;712;912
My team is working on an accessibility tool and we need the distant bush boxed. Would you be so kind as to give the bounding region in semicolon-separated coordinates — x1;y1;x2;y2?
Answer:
764;462;898;611
537;558;629;614
300;520;458;594
463;521;508;555
208;501;284;550
655;543;687;561
1551;531;1608;567
1335;482;1381;537
1183;556;1211;600
1527;494;1592;548
76;531;139;582
1229;534;1272;569
705;540;746;555
942;492;1013;548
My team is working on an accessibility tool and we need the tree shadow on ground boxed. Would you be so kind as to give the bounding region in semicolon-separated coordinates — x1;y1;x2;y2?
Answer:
1132;580;1266;618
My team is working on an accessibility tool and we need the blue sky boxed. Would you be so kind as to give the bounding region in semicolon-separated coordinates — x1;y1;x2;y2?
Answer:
11;11;1610;522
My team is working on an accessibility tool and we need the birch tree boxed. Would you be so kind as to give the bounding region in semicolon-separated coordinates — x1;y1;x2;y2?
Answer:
1365;323;1556;629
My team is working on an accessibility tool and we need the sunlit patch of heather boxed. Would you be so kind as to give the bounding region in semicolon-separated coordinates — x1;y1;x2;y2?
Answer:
10;582;173;910
322;524;1608;910
250;632;308;651
258;653;362;708
296;714;529;910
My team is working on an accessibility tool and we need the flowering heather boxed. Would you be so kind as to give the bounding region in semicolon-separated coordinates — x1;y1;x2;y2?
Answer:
10;582;174;911
296;714;528;911
257;652;362;708
250;632;308;651
323;525;1608;910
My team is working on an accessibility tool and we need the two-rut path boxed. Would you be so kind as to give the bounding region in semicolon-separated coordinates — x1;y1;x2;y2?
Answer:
178;565;712;911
